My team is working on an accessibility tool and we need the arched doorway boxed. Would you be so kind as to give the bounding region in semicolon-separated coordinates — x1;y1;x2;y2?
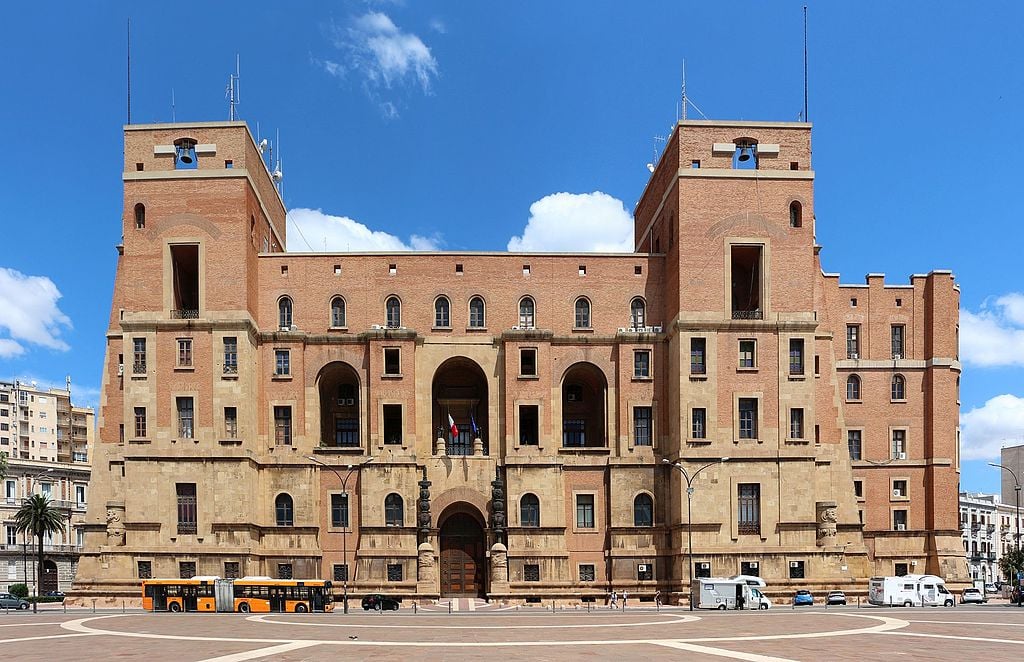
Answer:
317;362;361;447
41;559;58;594
439;512;486;597
561;362;608;447
432;357;489;455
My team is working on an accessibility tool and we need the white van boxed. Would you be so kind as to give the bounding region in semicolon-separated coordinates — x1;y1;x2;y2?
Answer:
867;574;954;607
694;578;772;610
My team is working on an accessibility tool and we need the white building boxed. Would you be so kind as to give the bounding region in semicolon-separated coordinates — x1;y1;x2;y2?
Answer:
960;492;1000;582
0;380;93;594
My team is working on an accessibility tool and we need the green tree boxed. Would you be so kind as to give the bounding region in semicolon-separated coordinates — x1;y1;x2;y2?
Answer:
0;450;8;482
13;494;67;613
9;583;28;598
999;547;1024;581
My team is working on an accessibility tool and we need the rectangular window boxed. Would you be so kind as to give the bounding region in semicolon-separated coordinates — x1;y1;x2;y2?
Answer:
633;406;652;446
224;407;238;438
335;417;358;446
730;245;763;319
177;338;193;367
738;398;758;439
893;479;908;498
848;430;862;460
579;564;596;582
274;406;292;446
562;418;585;447
75;484;86;505
737;483;761;535
633;350;651;378
384;348;401;375
278;563;293;580
134;407;147;438
170;244;199;317
891;430;906;459
854;479;864;498
576;494;595;528
275;349;290;376
224;562;240;579
133;338;147;374
383;404;402;445
223;337;238;374
690;338;706;374
789;408;804;439
520;348;537;377
519;404;539;446
789;338;804;375
739;340;756;368
524;564;540;582
814;354;820;375
176;483;197;534
893;510;908;530
789;561;805;579
891;325;905;358
637;563;654;581
333;564;349;582
847;325;860;359
741;561;760;577
694;562;711;579
176;397;194;439
331;493;349;528
691;408;707;439
138;560;152;579
6;527;16;546
387;564;403;582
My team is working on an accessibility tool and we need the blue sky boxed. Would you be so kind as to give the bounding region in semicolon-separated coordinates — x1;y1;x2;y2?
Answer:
1;1;1021;493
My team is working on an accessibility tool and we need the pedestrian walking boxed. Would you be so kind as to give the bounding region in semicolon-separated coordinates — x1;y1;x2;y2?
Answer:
610;590;617;609
622;590;628;608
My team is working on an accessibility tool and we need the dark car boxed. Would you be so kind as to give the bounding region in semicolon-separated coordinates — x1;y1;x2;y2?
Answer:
46;591;66;599
792;590;814;606
826;591;847;606
361;594;400;611
0;593;30;610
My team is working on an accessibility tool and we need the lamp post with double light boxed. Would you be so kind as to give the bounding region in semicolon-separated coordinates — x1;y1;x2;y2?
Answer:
308;456;373;614
663;457;728;611
989;462;1021;605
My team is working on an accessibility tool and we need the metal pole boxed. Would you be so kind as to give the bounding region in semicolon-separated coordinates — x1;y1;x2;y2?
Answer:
687;483;694;612
1017;483;1021;607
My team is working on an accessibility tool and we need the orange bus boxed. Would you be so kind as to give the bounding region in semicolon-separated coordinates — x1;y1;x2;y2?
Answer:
142;576;334;613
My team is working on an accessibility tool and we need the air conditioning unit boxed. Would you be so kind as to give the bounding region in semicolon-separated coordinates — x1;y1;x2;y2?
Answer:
893;353;902;360
790;561;801;568
893;489;902;497
652;325;663;333
638;564;649;572
511;325;522;331
897;452;907;460
117;364;124;376
371;324;383;330
697;562;710;570
748;562;759;569
618;327;628;333
895;523;907;531
345;398;355;406
567;392;580;402
850;352;859;360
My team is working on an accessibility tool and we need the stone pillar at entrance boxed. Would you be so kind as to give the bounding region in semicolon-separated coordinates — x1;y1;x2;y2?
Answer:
489;542;509;599
417;542;438;596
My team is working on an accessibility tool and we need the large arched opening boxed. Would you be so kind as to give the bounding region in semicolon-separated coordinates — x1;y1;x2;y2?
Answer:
41;559;58;594
438;505;486;598
317;362;361;447
561;362;608;448
432;357;489;455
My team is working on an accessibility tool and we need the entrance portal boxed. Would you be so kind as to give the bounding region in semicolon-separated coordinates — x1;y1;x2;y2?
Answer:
439;513;485;597
41;559;58;594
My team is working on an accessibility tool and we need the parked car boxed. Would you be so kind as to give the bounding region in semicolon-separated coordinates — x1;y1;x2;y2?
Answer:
0;593;30;610
826;591;847;606
961;588;986;604
361;594;400;611
46;591;66;599
792;590;814;606
984;583;998;595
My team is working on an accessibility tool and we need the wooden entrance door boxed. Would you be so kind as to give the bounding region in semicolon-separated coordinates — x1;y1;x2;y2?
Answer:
440;513;484;597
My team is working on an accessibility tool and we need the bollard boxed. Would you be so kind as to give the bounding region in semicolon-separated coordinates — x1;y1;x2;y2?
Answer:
92;598;96;614
448;600;452;614
551;601;555;614
122;600;126;613
63;602;66;614
413;602;417;615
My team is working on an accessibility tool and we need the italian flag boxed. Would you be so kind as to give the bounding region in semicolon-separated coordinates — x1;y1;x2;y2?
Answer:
448;413;459;438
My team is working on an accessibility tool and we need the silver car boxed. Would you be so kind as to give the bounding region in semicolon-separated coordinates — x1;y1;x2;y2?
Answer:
0;593;30;610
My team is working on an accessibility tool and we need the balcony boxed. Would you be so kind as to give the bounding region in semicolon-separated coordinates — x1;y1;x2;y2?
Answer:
731;309;763;320
171;309;200;320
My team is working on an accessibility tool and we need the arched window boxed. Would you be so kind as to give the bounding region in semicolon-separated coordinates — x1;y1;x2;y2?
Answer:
134;203;145;229
846;374;861;401
634;493;654;527
520;493;540;527
384;493;404;526
519;297;535;329
385;296;401;328
574;298;591;329
469;296;486;328
275;493;294;526
789;201;802;228
434;296;451;328
331;296;346;328
278;296;293;330
630;298;646;330
891;374;906;401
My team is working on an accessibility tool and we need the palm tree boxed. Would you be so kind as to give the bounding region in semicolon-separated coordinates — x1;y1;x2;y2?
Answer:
14;494;67;613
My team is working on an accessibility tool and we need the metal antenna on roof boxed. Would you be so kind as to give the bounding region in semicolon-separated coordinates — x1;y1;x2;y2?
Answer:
171;88;176;122
126;18;132;124
681;59;686;121
803;5;809;122
227;54;240;120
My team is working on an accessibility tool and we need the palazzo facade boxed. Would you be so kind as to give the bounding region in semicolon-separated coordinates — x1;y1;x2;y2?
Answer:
71;117;966;605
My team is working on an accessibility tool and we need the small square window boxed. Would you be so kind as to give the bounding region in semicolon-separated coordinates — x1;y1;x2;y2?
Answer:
691;159;701;168
389;263;397;275
850;297;858;307
896;298;902;307
740;561;760;577
333;564;349;581
520;348;537;377
790;161;799;170
579;564;595;582
224;159;233;169
334;264;342;275
179;561;197;579
455;263;464;274
637;563;653;581
281;265;288;275
524;564;540;582
224;562;240;579
387;563;403;582
893;480;908;498
138;560;152;579
523;264;531;276
578;265;586;276
789;561;805;579
278;563;293;580
854;479;864;498
135;162;144;171
634;265;642;275
384;348;401;375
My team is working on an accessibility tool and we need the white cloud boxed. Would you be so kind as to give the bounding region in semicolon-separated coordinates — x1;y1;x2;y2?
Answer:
961;294;1024;367
429;18;447;34
0;267;72;356
507;192;635;253
960;394;1024;460
322;11;438;117
286;208;442;252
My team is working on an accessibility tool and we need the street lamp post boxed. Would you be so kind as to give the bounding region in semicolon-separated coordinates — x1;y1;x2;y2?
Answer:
663;457;728;611
989;462;1021;606
308;456;373;614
